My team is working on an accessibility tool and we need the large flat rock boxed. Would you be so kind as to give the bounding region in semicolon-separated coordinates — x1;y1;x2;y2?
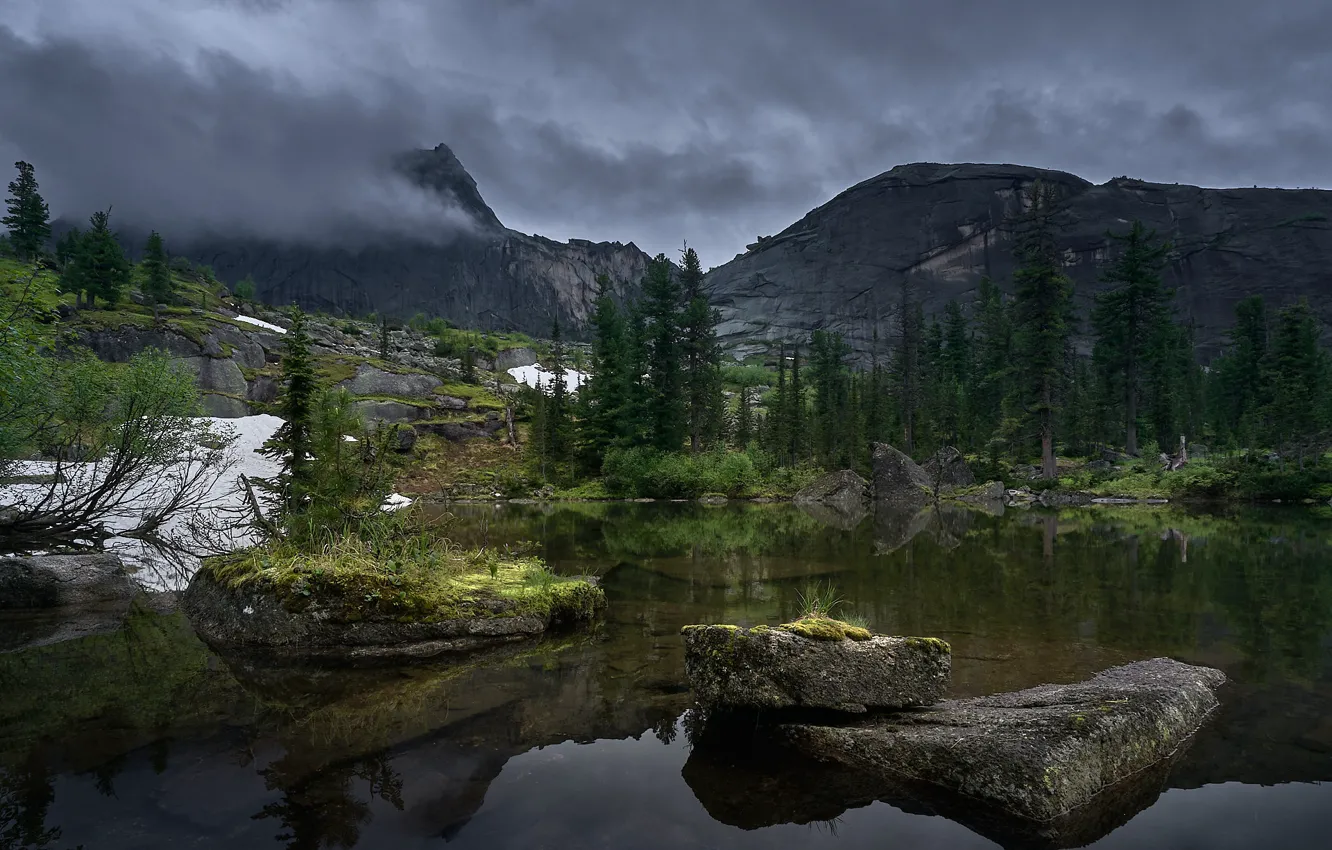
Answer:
682;624;951;713
778;658;1226;824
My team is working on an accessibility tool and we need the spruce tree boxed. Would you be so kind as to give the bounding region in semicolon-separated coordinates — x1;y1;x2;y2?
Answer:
892;284;925;455
641;254;686;450
788;345;805;464
679;245;724;452
1265;299;1326;464
1090;220;1172;456
141;231;174;307
258;308;317;520
579;276;628;470
543;317;573;473
734;384;754;448
2;161;51;261
809;330;853;468
1209;295;1269;447
54;228;81;273
1010;180;1074;478
65;209;130;308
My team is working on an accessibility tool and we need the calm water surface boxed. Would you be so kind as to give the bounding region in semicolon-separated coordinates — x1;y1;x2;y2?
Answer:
2;502;1331;849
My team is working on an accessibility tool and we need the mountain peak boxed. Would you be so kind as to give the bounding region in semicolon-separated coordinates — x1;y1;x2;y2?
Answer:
392;143;503;231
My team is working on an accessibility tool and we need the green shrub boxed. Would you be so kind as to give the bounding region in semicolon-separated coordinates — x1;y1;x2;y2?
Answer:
601;447;763;499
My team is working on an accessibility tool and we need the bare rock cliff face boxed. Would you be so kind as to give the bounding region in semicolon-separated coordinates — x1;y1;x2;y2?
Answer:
705;162;1332;362
180;144;651;336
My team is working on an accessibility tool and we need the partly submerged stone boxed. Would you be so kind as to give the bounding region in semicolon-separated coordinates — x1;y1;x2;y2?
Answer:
183;566;604;664
0;554;139;610
794;470;870;512
778;658;1226;824
681;623;951;713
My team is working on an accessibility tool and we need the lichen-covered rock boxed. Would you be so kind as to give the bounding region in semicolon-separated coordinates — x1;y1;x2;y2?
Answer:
870;442;932;507
682;623;951;713
336;364;443;399
1038;489;1095;507
0;554;139;609
922;446;975;487
350;399;430;424
778;658;1226;824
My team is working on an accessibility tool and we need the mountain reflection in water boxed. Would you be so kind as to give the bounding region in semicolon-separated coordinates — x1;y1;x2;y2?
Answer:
2;501;1330;849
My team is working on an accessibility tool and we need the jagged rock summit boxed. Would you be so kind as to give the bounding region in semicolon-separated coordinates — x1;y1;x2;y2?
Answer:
178;143;652;336
707;161;1332;361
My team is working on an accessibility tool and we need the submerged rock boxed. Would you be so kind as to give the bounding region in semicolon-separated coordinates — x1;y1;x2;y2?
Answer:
778;658;1226;824
0;554;139;609
681;623;951;713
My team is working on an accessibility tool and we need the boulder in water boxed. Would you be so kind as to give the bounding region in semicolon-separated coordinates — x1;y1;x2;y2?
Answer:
681;622;951;713
870;442;933;507
778;658;1226;824
793;470;870;511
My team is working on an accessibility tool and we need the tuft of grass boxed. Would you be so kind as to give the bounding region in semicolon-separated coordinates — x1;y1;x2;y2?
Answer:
795;579;844;620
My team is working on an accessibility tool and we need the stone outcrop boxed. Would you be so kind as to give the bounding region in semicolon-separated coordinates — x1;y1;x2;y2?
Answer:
336;364;443;398
182;567;605;663
922;446;975;487
706;162;1332;362
0;554;140;609
681;623;951;713
870;442;933;507
176;144;652;336
778;658;1226;824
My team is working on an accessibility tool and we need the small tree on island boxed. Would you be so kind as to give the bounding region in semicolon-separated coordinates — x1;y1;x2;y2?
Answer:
255;308;317;524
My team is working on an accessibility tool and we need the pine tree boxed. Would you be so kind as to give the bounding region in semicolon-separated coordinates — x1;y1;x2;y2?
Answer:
1090;220;1172;456
258;308;317;519
809;329;853;468
141;231;174;308
1010;180;1074;478
971;277;1014;453
679;245;724;452
2;161;51;261
938;299;971;448
788;345;805;464
641;254;686;451
734;383;754;447
543;318;573;474
1209;295;1269;448
54;228;81;272
65;209;130;308
579;276;629;470
893;282;925;455
1265;299;1326;464
765;344;790;461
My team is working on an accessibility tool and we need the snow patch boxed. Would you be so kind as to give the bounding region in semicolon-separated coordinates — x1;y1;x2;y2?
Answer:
507;365;586;394
234;315;287;334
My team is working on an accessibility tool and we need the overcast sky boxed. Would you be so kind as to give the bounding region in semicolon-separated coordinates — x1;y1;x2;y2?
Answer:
2;0;1330;267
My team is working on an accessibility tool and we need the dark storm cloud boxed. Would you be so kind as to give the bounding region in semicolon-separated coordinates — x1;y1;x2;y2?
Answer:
3;0;1331;266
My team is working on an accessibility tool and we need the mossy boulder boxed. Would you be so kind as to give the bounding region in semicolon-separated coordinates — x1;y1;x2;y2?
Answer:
777;658;1226;824
681;623;951;713
0;554;139;610
182;552;604;663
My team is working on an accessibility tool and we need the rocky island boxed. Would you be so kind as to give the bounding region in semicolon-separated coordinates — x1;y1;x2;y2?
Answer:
682;617;1227;834
184;546;605;663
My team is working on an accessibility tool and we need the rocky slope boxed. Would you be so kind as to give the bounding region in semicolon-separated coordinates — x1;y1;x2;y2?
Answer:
705;162;1332;362
176;144;652;336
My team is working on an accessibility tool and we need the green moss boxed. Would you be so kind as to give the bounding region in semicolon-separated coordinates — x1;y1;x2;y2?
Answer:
201;543;603;625
777;616;872;641
903;636;952;653
435;382;506;409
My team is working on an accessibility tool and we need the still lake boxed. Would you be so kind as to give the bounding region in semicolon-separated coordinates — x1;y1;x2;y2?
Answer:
2;501;1331;849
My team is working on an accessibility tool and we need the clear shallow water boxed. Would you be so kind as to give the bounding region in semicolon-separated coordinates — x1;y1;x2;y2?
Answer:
2;501;1331;849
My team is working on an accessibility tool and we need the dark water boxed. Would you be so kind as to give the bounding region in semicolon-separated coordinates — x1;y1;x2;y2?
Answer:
3;501;1331;849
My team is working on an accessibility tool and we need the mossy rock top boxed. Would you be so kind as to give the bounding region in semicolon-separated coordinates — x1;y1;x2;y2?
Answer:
184;547;604;661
